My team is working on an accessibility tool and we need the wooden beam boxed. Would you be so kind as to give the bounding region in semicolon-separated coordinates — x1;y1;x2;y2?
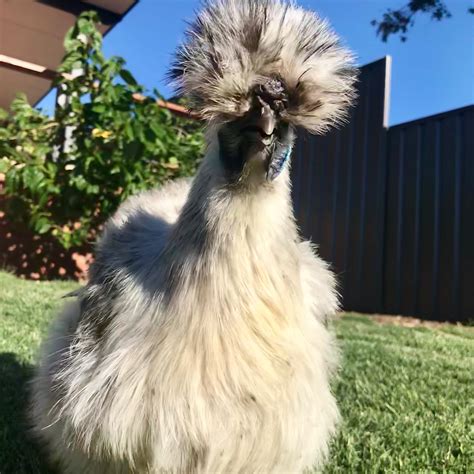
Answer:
132;93;198;119
0;55;57;81
0;56;197;120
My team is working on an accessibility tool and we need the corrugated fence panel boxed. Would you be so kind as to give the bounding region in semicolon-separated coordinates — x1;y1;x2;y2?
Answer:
291;57;390;313
459;109;474;319
385;106;474;321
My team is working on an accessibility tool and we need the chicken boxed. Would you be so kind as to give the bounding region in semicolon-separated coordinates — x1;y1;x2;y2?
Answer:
30;1;357;472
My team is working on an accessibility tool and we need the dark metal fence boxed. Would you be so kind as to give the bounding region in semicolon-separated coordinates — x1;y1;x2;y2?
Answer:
291;57;474;322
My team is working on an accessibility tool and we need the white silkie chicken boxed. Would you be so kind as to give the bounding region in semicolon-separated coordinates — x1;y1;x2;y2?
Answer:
31;0;357;472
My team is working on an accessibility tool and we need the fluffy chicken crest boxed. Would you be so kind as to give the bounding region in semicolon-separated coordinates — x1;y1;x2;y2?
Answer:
170;0;357;133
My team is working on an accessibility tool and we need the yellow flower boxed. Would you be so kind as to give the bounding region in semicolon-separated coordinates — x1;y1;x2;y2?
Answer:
92;128;113;139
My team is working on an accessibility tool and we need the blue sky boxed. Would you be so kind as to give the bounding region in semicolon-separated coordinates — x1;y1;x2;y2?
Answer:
39;0;473;126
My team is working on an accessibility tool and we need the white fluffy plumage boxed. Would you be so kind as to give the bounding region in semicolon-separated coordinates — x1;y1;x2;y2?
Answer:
31;1;356;472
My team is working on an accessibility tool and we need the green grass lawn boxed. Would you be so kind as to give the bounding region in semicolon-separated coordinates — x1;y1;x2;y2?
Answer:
0;271;472;473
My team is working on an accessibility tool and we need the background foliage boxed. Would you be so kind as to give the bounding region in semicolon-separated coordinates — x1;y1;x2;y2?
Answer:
0;11;203;249
372;0;474;42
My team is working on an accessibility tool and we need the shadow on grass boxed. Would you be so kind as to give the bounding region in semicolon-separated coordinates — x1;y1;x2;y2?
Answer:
0;353;52;474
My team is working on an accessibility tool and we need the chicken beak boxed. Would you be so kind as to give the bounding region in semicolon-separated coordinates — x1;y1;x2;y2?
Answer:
255;102;292;182
259;102;276;136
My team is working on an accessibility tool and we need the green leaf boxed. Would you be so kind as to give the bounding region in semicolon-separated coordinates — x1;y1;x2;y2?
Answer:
0;158;11;173
34;217;51;234
119;69;138;87
86;184;100;194
91;104;106;114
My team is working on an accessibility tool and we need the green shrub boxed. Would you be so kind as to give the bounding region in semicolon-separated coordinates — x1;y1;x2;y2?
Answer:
0;11;204;249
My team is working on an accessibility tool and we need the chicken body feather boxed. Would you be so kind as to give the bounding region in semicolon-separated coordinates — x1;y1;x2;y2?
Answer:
31;162;339;473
